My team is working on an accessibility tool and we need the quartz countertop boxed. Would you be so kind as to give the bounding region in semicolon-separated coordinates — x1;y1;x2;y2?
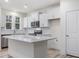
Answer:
3;35;56;43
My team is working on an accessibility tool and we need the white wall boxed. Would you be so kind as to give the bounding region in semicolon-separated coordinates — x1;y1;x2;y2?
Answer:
45;4;60;19
0;7;2;51
60;0;79;56
29;3;60;19
48;19;60;50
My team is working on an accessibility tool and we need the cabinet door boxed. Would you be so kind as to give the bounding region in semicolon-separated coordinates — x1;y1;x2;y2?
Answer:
23;17;28;28
34;13;39;21
27;16;33;28
15;16;20;29
27;16;31;28
40;14;48;27
31;12;39;21
5;15;12;29
24;15;35;28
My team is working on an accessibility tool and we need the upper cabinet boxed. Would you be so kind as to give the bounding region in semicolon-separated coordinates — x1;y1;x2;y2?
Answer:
23;12;48;28
23;17;28;28
31;12;39;21
24;15;33;28
5;15;21;30
27;16;33;28
6;15;12;29
15;16;20;29
39;13;48;27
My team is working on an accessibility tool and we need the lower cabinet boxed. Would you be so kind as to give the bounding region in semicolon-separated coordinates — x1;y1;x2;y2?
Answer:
1;37;8;48
1;34;11;48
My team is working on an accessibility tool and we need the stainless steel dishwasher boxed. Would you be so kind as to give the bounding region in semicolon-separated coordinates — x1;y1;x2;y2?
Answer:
1;34;11;49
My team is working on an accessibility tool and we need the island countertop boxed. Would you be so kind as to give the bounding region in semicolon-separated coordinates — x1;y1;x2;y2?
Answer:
3;35;56;43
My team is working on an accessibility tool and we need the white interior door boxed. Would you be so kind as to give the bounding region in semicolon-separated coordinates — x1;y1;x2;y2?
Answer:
66;11;79;57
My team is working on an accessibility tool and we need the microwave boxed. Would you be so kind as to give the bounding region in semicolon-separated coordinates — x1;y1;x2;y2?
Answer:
31;21;40;28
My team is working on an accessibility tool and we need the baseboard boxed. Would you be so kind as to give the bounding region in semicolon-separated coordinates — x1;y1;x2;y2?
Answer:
1;46;8;49
8;55;13;58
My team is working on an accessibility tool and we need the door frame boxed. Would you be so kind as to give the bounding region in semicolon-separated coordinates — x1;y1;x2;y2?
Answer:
65;10;79;56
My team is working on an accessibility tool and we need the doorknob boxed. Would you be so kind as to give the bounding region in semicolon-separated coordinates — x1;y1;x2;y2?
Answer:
66;35;69;37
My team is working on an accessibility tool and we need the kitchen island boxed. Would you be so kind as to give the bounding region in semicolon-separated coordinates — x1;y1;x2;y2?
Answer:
3;35;56;58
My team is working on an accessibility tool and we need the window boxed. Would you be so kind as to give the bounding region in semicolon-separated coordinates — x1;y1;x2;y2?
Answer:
6;15;12;29
15;16;20;29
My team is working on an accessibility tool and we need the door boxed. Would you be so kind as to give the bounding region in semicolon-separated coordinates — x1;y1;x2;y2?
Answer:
66;11;79;56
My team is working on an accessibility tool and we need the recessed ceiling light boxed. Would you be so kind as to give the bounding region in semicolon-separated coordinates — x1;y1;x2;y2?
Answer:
24;4;28;8
5;0;9;2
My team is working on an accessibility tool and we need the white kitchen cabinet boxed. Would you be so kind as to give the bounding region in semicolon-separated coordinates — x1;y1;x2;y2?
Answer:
32;12;48;27
12;16;21;30
27;16;33;28
15;16;20;29
23;17;28;28
5;15;12;29
31;12;39;21
4;15;22;30
23;16;32;28
23;13;39;28
24;13;48;28
31;12;48;27
25;16;30;28
40;14;48;27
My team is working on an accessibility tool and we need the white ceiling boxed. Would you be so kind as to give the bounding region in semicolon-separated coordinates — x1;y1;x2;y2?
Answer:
0;0;60;13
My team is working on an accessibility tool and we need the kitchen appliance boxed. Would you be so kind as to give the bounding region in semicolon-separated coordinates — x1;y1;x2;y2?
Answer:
34;28;42;36
1;34;11;49
31;21;40;28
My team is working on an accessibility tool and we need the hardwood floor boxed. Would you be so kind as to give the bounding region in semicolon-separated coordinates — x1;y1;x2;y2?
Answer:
0;48;77;58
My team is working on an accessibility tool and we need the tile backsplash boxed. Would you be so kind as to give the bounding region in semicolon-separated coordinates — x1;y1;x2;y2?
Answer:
25;27;51;35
